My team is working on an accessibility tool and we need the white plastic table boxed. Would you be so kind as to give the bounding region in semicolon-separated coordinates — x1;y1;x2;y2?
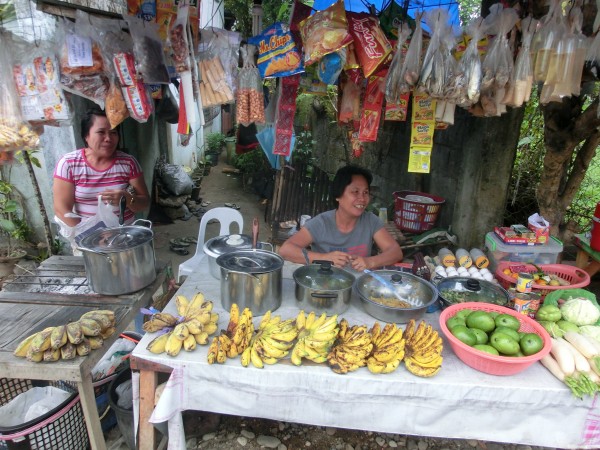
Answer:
131;257;599;450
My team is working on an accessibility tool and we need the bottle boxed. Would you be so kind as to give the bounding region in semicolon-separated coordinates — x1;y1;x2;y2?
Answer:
470;248;490;269
437;248;456;267
455;249;472;268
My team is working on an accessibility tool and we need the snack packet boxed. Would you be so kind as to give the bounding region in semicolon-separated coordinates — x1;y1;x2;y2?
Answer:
248;22;303;78
346;12;392;78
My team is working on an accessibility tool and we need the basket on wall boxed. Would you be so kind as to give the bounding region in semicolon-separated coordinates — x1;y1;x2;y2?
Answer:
393;191;445;233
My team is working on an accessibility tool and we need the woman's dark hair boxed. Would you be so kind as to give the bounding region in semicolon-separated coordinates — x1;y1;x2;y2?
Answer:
331;165;373;206
80;108;108;146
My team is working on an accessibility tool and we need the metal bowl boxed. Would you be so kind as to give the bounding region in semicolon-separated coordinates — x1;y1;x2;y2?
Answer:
354;270;438;323
437;277;511;309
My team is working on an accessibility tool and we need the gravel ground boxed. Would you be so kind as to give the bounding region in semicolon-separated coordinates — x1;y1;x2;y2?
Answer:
151;412;559;450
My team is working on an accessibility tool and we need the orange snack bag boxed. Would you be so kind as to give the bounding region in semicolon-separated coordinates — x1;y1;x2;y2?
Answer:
346;12;392;78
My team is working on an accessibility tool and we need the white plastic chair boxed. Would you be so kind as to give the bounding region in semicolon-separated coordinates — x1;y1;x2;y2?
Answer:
178;207;244;282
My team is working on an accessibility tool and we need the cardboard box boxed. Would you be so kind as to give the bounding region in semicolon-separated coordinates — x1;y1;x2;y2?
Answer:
528;213;550;244
494;227;537;245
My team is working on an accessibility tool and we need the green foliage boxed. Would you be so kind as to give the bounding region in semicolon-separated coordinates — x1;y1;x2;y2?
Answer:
458;0;481;27
262;0;293;27
205;132;225;154
224;0;253;37
0;173;29;256
234;148;271;175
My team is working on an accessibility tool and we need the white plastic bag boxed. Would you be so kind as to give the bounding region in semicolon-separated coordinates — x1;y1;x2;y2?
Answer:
0;387;71;427
54;195;120;254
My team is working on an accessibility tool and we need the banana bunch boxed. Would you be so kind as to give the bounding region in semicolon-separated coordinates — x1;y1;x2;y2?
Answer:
403;319;443;377
241;311;299;368
146;293;218;357
367;322;406;374
206;304;254;364
291;311;339;365
327;319;373;374
13;310;116;362
142;312;179;332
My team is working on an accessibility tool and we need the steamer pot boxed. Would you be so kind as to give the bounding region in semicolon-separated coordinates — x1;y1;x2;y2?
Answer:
77;220;156;295
204;234;273;279
293;261;355;314
217;249;283;316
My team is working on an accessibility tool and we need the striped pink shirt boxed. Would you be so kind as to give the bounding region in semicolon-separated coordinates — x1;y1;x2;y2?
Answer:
53;149;143;222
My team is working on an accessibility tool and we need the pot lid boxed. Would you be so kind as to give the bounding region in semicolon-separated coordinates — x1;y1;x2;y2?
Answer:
204;234;254;257
78;226;153;252
293;261;355;291
437;276;510;306
354;270;437;308
216;249;283;273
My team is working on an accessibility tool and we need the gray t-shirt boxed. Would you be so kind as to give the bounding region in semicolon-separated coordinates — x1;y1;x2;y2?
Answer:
304;209;384;257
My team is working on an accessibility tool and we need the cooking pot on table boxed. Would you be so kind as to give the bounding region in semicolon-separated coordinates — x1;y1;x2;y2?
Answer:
216;249;283;316
77;219;156;295
204;234;273;279
293;261;355;315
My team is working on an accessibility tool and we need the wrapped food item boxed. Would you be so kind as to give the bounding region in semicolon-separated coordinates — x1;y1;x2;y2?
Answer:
358;70;386;142
385;22;412;104
346;12;392;78
56;17;109;108
343;43;363;84
236;45;265;126
169;2;191;73
105;78;129;128
299;0;353;66
197;27;241;100
248;22;303;78
532;0;565;84
124;14;170;84
122;81;154;123
417;9;459;100
339;76;362;124
503;16;537;107
0;42;39;152
318;48;345;85
453;17;486;107
397;12;424;95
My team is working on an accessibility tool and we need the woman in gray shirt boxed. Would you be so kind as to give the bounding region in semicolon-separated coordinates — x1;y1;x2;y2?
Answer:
280;165;403;270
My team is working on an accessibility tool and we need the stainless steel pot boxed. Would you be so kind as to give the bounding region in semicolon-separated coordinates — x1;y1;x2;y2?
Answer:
77;220;156;295
216;249;283;316
293;261;355;314
204;234;273;279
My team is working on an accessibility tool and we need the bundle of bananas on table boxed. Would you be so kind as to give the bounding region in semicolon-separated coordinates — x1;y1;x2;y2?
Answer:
13;310;116;362
207;304;254;364
291;311;339;365
366;323;406;374
240;311;298;368
327;319;373;374
403;319;443;377
146;293;218;357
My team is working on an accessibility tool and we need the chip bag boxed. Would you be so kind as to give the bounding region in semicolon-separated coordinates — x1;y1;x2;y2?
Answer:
248;22;303;78
346;12;392;78
299;0;353;66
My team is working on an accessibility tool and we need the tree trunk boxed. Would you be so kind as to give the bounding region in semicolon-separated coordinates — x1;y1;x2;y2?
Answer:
538;97;600;236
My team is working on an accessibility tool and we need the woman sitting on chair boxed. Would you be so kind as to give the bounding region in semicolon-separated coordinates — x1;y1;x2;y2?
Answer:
279;165;403;270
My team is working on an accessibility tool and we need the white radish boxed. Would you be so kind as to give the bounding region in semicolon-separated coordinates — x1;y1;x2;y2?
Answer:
540;353;565;381
562;338;591;373
550;337;575;376
564;332;599;358
588;369;600;383
582;334;600;354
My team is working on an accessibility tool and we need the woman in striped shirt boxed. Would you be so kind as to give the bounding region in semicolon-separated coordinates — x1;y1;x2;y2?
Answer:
53;109;150;227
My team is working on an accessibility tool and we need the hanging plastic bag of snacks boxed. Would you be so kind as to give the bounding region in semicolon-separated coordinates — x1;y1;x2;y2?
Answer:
299;0;353;67
385;23;411;104
236;45;265;126
453;17;486;107
248;22;304;79
397;12;424;95
124;14;170;84
346;12;392;78
503;16;537;108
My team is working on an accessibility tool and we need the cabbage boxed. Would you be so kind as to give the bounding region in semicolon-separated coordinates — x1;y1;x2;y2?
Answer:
560;297;600;326
579;325;600;342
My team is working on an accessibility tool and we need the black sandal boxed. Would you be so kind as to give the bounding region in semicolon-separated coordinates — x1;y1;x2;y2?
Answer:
169;244;189;255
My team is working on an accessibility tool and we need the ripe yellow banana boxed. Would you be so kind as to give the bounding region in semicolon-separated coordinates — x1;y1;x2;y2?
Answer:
295;310;306;330
309;312;328;331
165;333;183;357
76;338;91;356
50;326;68;350
81;310;115;322
27;347;44;362
370;322;382;344
176;295;190;316
203;322;218;335
183;334;197;351
404;319;416;341
241;346;252;367
304;311;316;330
258;337;289;359
88;336;104;350
227;303;240;334
207;336;219;364
258;310;272;330
14;333;37;357
43;348;61;362
147;333;170;354
194;331;209;345
60;342;77;360
83;313;115;330
173;323;190;340
216;336;227;363
100;327;116;339
250;346;264;368
185;292;206;316
30;327;54;353
404;357;442;377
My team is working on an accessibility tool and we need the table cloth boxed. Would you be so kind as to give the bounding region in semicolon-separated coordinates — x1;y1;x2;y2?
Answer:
132;257;600;450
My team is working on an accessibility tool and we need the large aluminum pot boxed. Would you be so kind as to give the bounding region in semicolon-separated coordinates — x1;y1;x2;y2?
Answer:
204;234;273;279
77;220;156;295
293;261;355;314
216;249;283;316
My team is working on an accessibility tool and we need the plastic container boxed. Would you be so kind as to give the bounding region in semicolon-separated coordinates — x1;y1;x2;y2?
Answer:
108;370;135;450
484;232;563;270
495;262;591;299
0;379;88;450
393;191;445;233
439;302;552;376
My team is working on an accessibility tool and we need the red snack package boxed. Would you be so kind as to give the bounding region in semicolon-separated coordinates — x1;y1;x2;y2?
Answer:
113;53;137;86
346;12;392;78
299;0;353;66
358;71;386;142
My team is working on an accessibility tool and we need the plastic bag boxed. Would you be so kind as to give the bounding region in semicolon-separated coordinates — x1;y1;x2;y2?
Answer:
54;195;120;254
397;12;424;95
124;15;170;84
248;22;303;78
503;16;538;107
169;2;191;73
0;36;40;153
236;45;265;126
339;76;361;124
318;48;346;85
453;17;486;107
346;12;392;78
0;387;71;427
198;27;241;100
532;0;565;84
385;23;412;104
159;163;193;196
299;0;353;66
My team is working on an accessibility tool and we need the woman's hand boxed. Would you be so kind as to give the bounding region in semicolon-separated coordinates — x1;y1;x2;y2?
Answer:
325;251;354;268
100;189;126;206
350;256;370;271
